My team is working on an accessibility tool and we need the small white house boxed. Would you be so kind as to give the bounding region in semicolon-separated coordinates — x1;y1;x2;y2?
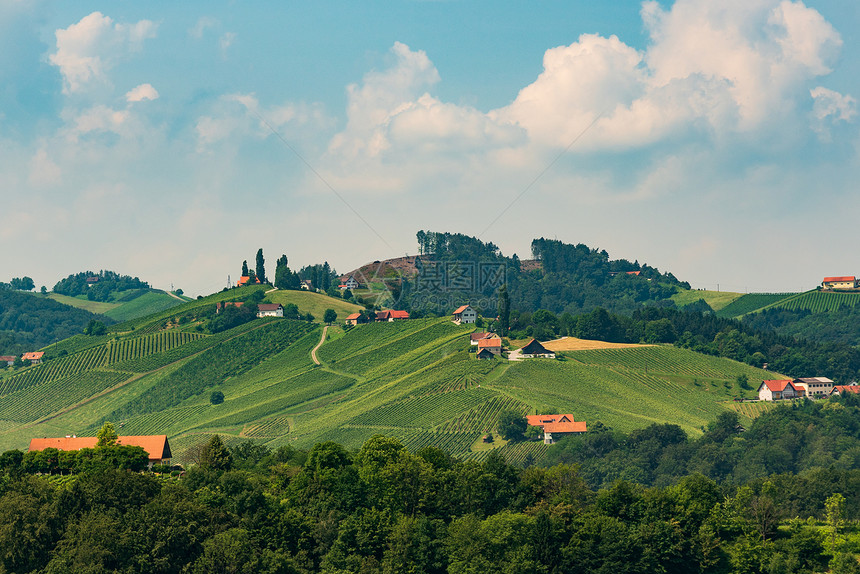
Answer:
452;305;476;324
339;276;360;291
256;303;284;318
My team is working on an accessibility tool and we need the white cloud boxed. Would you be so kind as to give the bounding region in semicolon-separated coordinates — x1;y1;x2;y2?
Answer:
125;83;159;103
811;86;856;122
49;11;157;94
28;148;62;188
194;93;331;152
190;16;216;39
219;32;236;55
69;105;129;137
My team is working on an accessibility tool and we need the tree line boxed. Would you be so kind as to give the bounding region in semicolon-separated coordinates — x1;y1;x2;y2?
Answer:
3;398;860;573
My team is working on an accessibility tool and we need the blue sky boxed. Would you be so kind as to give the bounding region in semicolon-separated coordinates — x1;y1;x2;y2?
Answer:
1;0;858;296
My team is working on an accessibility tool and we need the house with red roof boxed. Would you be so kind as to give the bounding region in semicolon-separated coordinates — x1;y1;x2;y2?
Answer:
375;310;410;322
477;337;503;357
758;379;800;401
526;414;587;444
28;435;172;464
236;275;261;287
452;305;476;324
345;312;362;326
831;384;860;396
0;356;16;366
22;351;44;364
470;332;495;345
215;301;244;313
822;276;858;290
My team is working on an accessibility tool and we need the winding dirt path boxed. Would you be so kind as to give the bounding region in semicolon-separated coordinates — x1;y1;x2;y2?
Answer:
311;325;328;365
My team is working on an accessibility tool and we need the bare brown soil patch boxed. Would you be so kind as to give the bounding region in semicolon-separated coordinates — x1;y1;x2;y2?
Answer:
541;336;653;351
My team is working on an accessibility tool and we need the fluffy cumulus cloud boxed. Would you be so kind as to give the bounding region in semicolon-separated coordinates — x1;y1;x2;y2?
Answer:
322;0;854;200
125;83;159;103
49;11;157;94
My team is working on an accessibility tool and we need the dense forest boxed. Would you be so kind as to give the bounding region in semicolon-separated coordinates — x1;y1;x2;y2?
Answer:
53;270;150;302
0;290;110;356
743;306;860;348
408;231;689;317
4;398;860;573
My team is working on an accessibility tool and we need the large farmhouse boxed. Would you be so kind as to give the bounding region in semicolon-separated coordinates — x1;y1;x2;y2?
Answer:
758;380;800;401
822;276;858;290
526;414;587;444
29;435;173;465
793;377;834;398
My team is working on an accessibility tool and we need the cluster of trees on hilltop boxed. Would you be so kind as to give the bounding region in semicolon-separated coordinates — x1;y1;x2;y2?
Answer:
238;249;339;293
0;290;111;356
53;270;149;302
408;231;688;316
0;276;36;291
4;402;860;573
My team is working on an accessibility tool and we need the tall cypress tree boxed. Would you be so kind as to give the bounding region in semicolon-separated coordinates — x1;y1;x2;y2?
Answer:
241;260;249;277
498;284;510;335
255;248;266;284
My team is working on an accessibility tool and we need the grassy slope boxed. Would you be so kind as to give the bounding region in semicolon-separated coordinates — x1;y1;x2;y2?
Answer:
103;291;185;322
46;293;119;315
263;289;363;321
0;296;784;462
671;289;742;311
46;290;186;323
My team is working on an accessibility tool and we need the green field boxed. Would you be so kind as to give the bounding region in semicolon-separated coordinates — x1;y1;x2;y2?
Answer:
0;291;787;463
46;293;119;315
263;289;363;321
715;293;798;318
46;289;186;322
671;289;742;311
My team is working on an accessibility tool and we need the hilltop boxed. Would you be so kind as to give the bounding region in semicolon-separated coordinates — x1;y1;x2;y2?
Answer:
0;285;778;463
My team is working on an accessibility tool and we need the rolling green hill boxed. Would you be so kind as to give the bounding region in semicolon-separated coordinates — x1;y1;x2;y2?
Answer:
0;287;781;464
47;289;187;322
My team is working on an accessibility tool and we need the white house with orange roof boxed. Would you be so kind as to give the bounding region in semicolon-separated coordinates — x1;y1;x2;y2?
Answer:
758;379;800;401
526;414;587;444
452;305;476;324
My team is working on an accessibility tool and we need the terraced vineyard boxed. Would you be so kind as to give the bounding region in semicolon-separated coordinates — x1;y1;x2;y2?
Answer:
0;288;791;465
762;291;860;313
716;293;797;318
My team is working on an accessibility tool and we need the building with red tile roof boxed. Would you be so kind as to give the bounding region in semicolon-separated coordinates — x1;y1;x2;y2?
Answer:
345;312;362;326
822;276;858;289
236;276;261;286
526;414;587;444
22;351;44;364
0;356;16;366
477;337;502;355
757;379;800;401
831;385;860;396
452;305;476;324
28;435;172;463
375;310;410;321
